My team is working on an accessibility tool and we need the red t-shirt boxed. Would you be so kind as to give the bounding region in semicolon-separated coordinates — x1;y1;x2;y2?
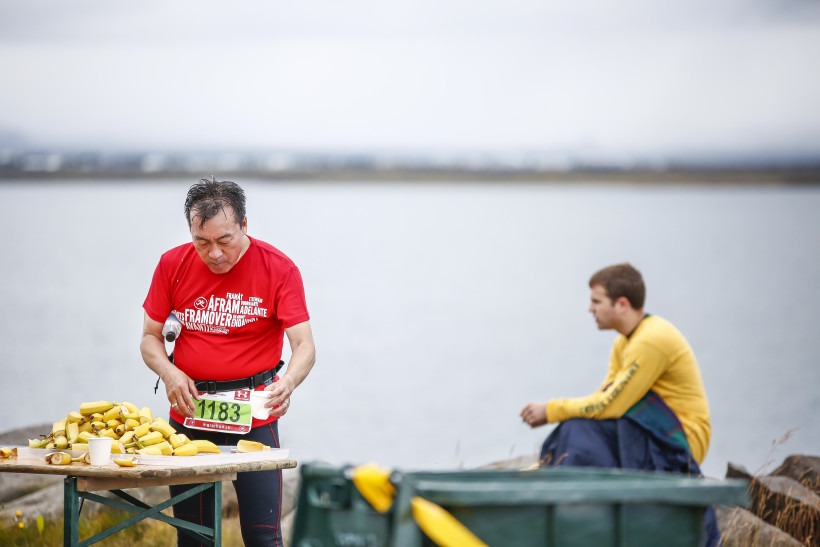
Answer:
143;235;310;425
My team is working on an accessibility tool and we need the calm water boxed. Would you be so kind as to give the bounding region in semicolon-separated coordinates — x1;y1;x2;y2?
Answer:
1;178;818;478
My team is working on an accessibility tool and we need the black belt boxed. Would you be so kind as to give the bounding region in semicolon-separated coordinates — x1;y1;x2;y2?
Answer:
195;361;284;394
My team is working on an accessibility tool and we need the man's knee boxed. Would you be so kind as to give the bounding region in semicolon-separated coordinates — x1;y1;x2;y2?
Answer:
540;418;620;467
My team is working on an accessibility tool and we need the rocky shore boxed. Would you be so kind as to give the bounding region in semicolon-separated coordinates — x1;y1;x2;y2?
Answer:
2;424;818;546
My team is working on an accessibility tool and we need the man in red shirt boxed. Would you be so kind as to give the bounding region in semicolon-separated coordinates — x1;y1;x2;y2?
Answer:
141;177;316;546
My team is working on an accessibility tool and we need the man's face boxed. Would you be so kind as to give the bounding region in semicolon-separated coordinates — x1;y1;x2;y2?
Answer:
189;207;247;274
588;284;617;330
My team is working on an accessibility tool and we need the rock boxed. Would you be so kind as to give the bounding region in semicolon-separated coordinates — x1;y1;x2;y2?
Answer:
715;505;802;546
0;470;61;505
746;474;820;545
771;454;820;495
726;462;753;481
0;423;51;446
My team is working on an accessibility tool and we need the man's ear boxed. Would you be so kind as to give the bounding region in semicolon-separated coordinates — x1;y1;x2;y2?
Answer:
614;296;631;311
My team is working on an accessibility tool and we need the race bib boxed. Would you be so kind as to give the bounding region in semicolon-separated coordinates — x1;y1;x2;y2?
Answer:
184;389;253;434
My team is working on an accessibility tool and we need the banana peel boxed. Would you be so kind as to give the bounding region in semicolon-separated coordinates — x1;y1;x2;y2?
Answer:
113;456;138;467
237;439;271;453
351;463;396;513
411;496;488;547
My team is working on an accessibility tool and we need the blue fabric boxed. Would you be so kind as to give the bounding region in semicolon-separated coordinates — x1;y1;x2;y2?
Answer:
540;409;719;546
170;418;284;547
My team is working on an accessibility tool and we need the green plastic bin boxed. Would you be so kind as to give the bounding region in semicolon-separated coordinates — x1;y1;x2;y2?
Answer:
291;463;749;547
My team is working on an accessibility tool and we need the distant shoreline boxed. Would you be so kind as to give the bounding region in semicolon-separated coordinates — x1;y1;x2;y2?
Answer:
2;167;819;185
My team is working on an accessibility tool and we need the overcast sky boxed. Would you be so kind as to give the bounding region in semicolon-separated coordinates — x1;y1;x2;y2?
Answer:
2;0;820;158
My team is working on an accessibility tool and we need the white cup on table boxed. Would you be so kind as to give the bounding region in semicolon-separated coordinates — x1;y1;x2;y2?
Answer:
87;437;112;466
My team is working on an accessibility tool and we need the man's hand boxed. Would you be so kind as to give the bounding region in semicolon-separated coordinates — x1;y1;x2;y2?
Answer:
264;375;294;418
163;366;199;418
141;311;200;418
520;402;548;428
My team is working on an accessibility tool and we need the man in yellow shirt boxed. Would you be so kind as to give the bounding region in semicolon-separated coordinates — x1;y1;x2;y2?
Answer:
520;263;718;544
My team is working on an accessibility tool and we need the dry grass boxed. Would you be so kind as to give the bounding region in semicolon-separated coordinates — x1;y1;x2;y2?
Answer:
720;429;818;546
0;511;245;546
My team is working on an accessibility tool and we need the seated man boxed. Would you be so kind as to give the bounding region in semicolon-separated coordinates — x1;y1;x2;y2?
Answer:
520;263;718;545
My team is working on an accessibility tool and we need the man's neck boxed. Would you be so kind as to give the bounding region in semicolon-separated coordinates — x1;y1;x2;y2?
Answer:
617;309;645;337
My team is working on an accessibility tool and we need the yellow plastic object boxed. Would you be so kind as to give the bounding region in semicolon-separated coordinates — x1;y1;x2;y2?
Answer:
411;496;489;547
351;463;396;513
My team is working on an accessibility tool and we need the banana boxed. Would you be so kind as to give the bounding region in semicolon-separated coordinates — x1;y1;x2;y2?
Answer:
155;441;173;455
107;419;123;430
114;456;138;467
28;438;48;449
51;419;67;438
138;431;164;446
54;435;69;449
172;443;198;456
66;411;84;424
90;421;107;430
103;406;123;423
121;401;139;414
0;447;17;458
77;431;95;443
124;418;141;431
90;412;105;422
190;439;221;453
136;445;163;456
98;429;117;439
237;440;271;453
45;452;73;465
133;423;152;438
139;406;153;425
78;422;94;434
71;453;91;464
66;422;80;444
114;424;127;437
111;441;126;454
149;419;176;438
79;401;114;416
69;443;89;451
119;431;136;446
168;433;187;449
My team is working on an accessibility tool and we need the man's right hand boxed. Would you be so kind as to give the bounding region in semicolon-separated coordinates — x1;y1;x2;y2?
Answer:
141;311;200;418
520;402;548;428
163;366;199;418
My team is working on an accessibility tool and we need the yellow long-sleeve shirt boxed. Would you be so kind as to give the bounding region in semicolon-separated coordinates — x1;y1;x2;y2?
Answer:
546;315;712;464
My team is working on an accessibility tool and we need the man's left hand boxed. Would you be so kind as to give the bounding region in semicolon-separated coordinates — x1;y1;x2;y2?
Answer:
264;376;295;418
520;402;548;428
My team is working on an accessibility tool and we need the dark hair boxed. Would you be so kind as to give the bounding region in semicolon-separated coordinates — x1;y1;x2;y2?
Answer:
589;263;646;309
184;177;246;229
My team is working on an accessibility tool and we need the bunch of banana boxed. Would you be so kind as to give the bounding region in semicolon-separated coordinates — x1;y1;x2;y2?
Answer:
0;447;18;458
28;400;152;453
29;400;226;459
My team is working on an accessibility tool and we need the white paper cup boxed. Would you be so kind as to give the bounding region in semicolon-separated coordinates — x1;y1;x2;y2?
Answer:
251;391;273;420
87;437;112;466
